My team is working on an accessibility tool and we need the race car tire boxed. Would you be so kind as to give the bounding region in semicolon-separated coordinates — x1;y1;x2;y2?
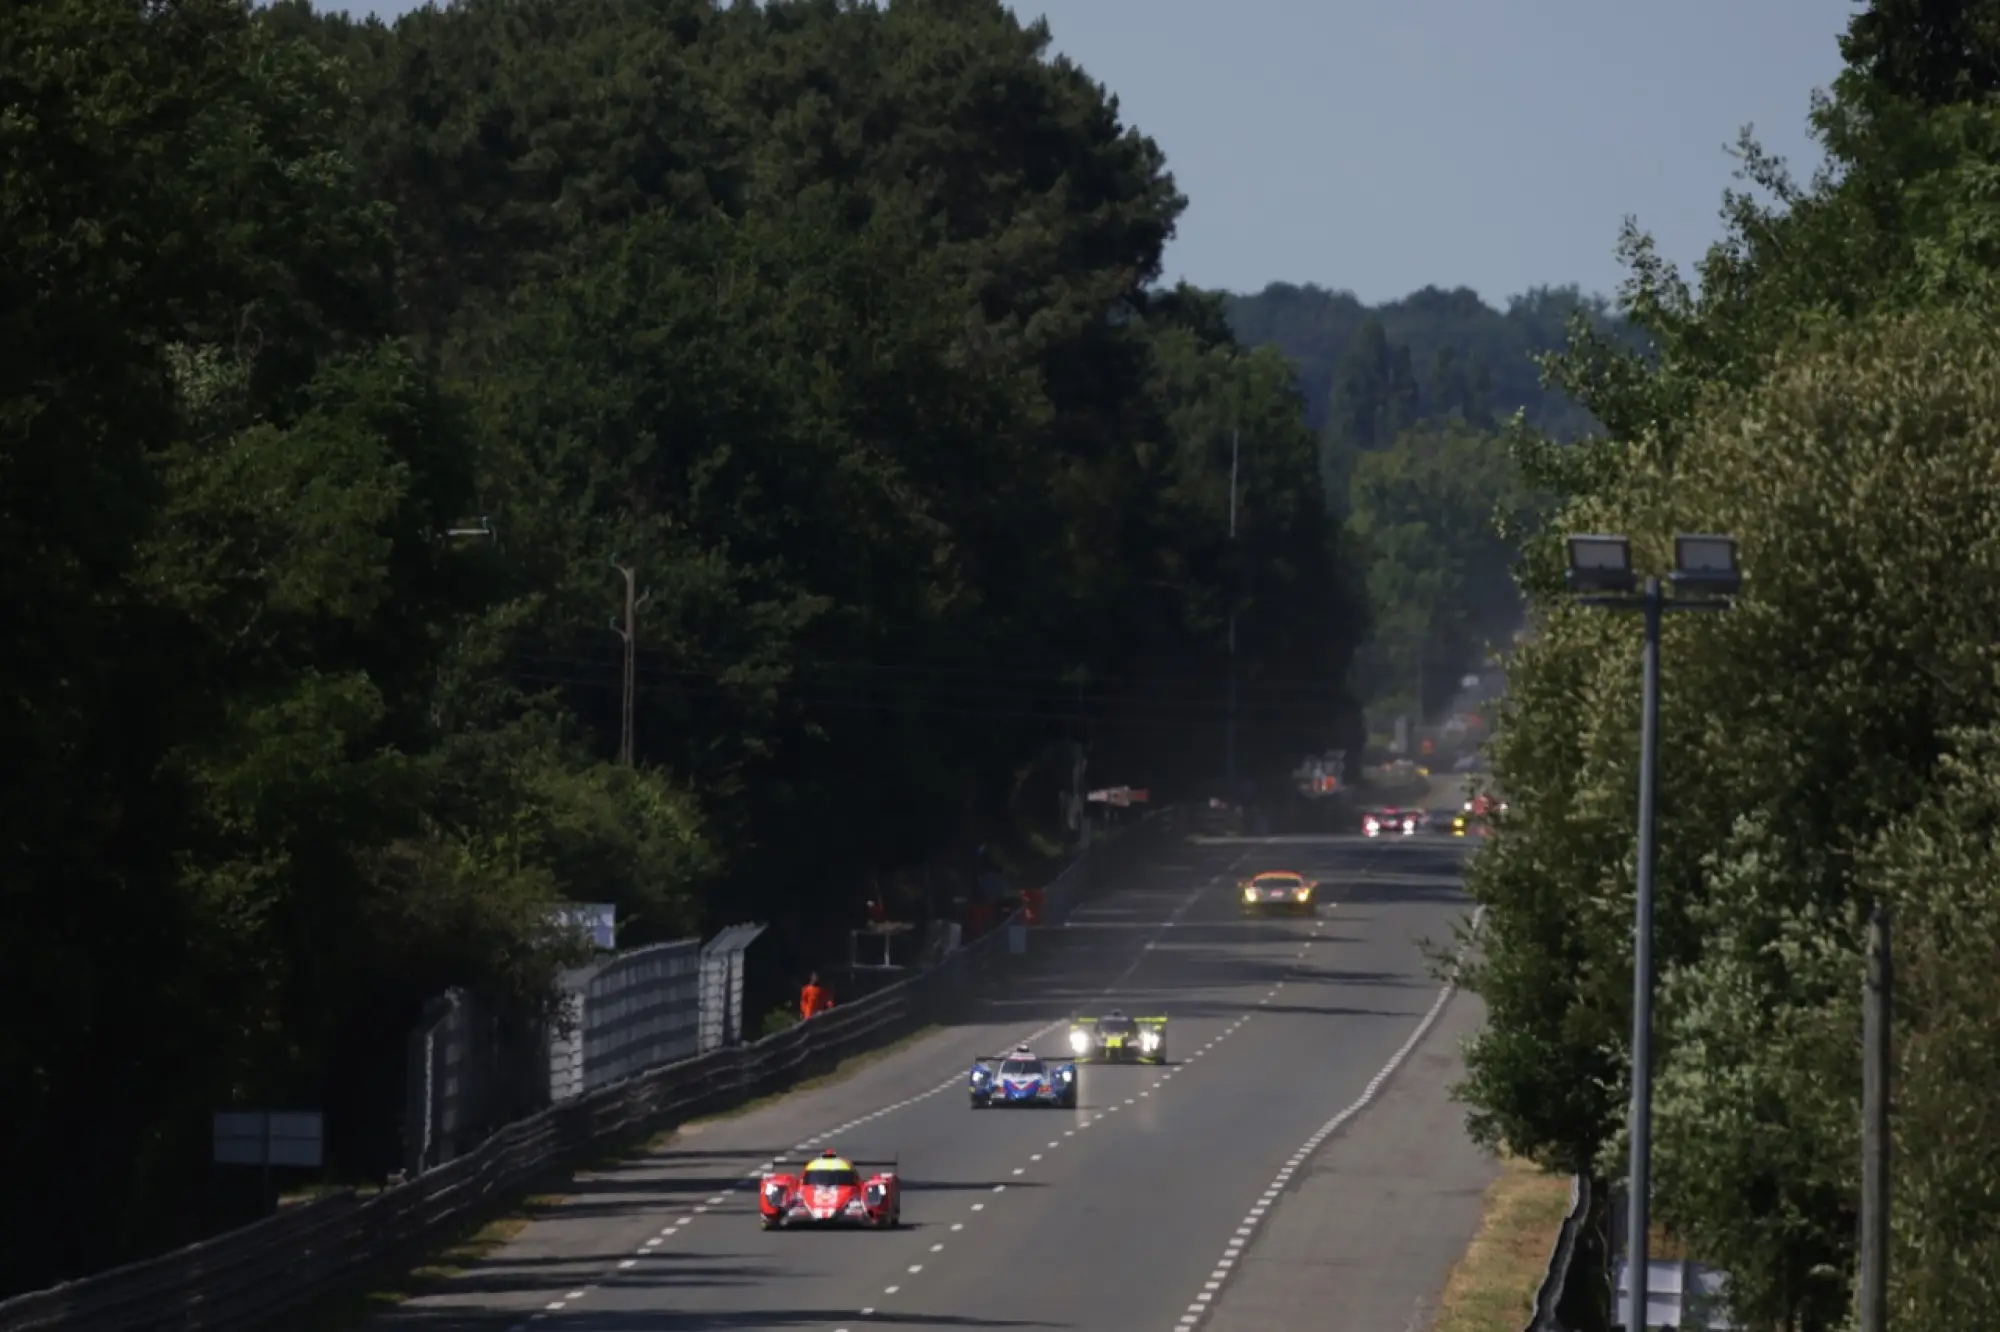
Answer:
760;1214;780;1231
970;1096;987;1110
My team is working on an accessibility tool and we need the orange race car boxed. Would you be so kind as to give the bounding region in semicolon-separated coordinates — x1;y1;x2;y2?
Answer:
1239;870;1319;915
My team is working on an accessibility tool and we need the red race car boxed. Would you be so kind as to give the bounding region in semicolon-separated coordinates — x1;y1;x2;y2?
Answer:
758;1149;901;1230
1363;807;1422;837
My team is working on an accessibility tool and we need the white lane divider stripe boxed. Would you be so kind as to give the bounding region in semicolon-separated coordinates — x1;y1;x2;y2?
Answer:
1169;904;1487;1331
502;848;1270;1331
764;848;1267;1321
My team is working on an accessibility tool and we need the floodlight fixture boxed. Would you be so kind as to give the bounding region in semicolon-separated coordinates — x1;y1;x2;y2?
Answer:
1565;534;1636;594
1669;534;1741;595
1562;525;1741;1332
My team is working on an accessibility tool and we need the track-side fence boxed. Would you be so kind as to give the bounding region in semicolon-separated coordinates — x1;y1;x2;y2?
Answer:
0;807;1183;1332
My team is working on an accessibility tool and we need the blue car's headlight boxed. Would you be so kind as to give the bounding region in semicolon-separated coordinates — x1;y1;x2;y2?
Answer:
1058;1067;1074;1081
971;1068;989;1083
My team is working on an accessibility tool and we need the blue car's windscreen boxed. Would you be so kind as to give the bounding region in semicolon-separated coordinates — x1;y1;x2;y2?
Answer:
1000;1059;1044;1076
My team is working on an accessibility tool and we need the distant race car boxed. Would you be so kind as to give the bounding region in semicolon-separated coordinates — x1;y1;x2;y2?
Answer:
1451;795;1508;837
970;1045;1078;1109
1363;807;1420;837
1066;1010;1167;1063
1240;870;1319;914
758;1149;901;1230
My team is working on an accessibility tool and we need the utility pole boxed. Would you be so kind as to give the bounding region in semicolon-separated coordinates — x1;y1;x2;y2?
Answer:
1859;903;1891;1332
1225;420;1240;796
609;562;650;766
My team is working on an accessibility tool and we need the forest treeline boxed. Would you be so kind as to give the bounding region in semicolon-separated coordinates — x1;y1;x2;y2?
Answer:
1;0;1366;1293
1226;283;1641;719
1228;281;1624;444
1462;2;2000;1327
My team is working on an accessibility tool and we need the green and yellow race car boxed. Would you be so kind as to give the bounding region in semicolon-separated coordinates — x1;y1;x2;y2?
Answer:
1065;1010;1167;1063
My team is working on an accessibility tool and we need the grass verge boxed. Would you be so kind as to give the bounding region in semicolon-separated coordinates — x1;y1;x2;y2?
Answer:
1430;1155;1576;1332
270;1020;950;1330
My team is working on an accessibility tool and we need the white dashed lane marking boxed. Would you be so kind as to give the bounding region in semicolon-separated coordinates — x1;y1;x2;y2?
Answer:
502;845;1283;1332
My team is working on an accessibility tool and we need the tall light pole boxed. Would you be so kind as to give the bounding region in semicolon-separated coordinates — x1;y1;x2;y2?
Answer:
1565;532;1741;1332
1225;418;1239;795
1859;902;1891;1332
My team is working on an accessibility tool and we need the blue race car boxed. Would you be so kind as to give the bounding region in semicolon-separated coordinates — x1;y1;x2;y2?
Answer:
970;1045;1077;1109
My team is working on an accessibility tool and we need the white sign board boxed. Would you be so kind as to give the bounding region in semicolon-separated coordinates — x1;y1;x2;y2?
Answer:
213;1110;324;1168
548;903;617;950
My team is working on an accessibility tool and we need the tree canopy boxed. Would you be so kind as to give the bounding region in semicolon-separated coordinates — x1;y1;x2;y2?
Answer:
1345;420;1538;719
1224;281;1639;445
0;0;1361;1295
1219;280;1614;725
1458;3;2000;1326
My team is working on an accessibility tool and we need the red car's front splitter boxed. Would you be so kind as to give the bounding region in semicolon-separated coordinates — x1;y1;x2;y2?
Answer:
764;1211;894;1228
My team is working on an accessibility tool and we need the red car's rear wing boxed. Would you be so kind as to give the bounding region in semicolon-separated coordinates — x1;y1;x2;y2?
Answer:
849;1157;899;1173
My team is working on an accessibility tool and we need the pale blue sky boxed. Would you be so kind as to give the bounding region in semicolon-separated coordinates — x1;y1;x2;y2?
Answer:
313;0;1852;306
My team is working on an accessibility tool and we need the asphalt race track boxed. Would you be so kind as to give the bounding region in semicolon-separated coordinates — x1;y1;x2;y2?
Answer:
370;828;1488;1332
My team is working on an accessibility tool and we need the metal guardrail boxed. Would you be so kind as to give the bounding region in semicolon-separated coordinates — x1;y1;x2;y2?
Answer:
0;806;1182;1332
1524;1174;1590;1332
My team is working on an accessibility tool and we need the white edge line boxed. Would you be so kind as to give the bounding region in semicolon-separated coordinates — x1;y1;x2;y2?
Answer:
1175;903;1488;1329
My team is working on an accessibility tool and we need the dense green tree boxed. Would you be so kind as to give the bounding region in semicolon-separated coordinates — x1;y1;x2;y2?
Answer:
1138;304;1366;786
0;0;1365;1294
1224;280;1637;444
1425;344;1495;429
1840;0;2000;105
1456;2;2000;1325
0;0;441;1284
1319;316;1419;510
1346;422;1534;718
1225;282;1587;720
